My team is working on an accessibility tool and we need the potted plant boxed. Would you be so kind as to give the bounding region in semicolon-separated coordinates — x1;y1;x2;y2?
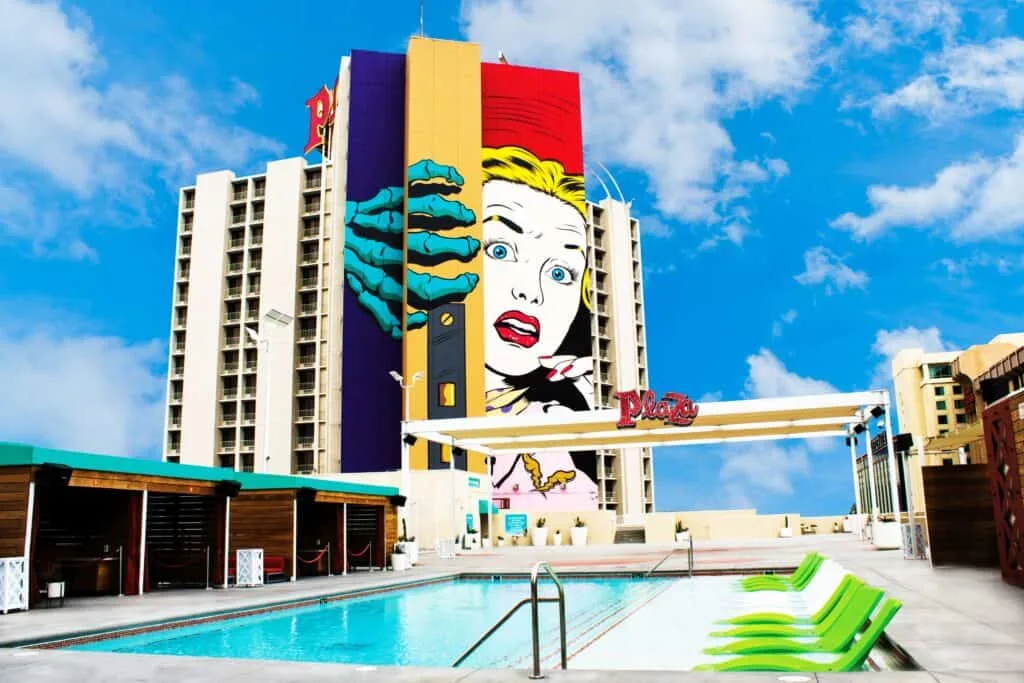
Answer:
570;517;588;546
873;513;902;550
553;528;562;546
674;520;689;544
398;519;419;565
779;515;793;538
511;535;519;547
531;517;549;547
497;535;505;547
392;543;410;572
465;525;481;550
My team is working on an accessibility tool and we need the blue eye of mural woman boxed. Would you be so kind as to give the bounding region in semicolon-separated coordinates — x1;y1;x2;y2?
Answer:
342;159;481;340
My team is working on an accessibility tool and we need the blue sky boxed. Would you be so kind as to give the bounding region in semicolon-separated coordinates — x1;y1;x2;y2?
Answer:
1;0;1023;516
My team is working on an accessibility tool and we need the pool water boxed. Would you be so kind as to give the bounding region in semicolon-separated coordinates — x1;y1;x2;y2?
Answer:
71;577;674;668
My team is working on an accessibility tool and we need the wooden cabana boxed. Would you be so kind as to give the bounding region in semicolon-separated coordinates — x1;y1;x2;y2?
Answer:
0;442;399;611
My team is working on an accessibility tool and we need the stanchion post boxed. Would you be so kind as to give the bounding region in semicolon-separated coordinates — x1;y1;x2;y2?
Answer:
327;542;332;577
118;545;124;597
205;546;210;590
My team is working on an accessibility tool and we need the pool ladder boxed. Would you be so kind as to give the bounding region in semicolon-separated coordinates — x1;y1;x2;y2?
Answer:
452;561;567;679
646;535;695;577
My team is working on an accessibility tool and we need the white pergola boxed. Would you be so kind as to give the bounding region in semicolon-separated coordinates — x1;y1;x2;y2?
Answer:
403;388;918;556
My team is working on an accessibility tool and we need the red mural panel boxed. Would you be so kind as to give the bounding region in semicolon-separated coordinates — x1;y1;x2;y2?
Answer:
480;63;597;512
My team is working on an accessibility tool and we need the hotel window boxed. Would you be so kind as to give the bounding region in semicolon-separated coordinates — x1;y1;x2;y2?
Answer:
934;386;945;396
937;414;949;425
954;399;964;410
956;414;967;424
952;384;963;394
936;400;947;410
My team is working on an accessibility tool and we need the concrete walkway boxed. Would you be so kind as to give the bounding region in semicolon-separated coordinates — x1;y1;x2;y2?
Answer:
0;534;1020;682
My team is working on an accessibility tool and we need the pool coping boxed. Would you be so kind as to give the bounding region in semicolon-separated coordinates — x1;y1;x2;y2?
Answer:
15;567;794;651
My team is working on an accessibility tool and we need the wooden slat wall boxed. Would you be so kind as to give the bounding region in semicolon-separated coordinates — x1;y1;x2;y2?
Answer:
0;468;30;557
923;464;999;567
229;491;294;563
68;471;217;496
314;492;398;554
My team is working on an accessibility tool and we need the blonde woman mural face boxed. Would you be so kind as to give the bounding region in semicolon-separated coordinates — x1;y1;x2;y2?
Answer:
483;179;588;378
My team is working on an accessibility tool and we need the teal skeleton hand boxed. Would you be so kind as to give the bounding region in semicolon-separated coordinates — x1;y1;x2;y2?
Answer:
344;159;481;339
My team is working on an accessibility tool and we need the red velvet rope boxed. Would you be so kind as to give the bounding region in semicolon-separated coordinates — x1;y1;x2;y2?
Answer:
348;543;371;558
149;552;205;570
296;546;329;565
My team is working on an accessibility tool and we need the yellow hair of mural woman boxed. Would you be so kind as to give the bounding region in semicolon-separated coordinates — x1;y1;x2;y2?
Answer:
482;145;592;311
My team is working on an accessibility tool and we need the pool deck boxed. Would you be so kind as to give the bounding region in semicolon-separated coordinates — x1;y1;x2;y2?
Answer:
0;534;1021;682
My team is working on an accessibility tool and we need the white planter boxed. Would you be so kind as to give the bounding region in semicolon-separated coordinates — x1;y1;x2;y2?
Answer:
570;527;588;546
497;539;505;547
397;541;419;565
872;521;902;550
779;528;793;538
531;527;549;547
482;537;492;549
464;532;480;550
675;531;690;544
553;532;562;546
392;553;410;572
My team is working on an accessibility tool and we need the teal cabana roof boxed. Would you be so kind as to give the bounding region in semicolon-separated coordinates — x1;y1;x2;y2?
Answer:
0;442;398;497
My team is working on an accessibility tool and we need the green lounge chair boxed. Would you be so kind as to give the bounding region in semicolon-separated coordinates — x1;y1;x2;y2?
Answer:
736;552;819;590
735;552;821;591
714;575;862;632
722;562;847;624
703;584;885;655
692;598;903;673
738;554;825;592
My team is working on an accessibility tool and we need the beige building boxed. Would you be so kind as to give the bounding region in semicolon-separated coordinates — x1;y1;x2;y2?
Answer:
163;160;343;476
588;200;653;519
161;162;654;512
891;333;1024;515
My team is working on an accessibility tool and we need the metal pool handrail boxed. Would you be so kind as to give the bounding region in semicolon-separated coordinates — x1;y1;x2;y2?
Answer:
646;535;696;577
452;561;567;679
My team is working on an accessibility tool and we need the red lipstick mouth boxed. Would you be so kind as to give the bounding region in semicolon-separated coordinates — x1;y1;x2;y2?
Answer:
494;310;541;349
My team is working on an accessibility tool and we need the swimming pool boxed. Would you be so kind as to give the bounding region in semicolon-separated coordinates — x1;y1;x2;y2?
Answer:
70;577;674;668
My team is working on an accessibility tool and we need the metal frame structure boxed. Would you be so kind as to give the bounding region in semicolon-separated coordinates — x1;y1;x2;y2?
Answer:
403;389;913;556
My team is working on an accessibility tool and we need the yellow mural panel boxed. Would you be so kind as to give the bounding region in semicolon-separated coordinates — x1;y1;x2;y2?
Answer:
403;38;485;474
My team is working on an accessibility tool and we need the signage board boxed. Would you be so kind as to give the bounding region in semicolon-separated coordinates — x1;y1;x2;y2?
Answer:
466;513;475;532
505;513;528;537
615;389;699;429
468;476;480;489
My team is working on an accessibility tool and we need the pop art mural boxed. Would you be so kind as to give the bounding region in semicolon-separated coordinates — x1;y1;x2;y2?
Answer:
324;39;597;508
339;50;407;473
480;64;598;511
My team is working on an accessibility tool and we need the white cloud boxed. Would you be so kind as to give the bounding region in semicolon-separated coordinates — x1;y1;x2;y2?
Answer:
869;325;956;387
637;215;673;239
0;0;284;257
843;0;961;54
771;309;798;338
462;0;827;229
794;246;869;294
0;320;166;457
831;133;1024;241
744;348;838;400
720;441;810;507
935;252;1024;284
873;37;1024;119
716;348;839;508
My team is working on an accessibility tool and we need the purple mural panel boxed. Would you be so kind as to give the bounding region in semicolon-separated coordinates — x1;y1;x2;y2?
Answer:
340;50;406;473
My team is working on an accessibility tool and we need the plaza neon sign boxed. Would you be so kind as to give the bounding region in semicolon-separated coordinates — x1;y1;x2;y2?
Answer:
304;79;340;155
615;390;699;429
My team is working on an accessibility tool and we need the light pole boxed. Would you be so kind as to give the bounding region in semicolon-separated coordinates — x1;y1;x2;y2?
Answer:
845;426;864;536
389;370;423;535
246;309;293;474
